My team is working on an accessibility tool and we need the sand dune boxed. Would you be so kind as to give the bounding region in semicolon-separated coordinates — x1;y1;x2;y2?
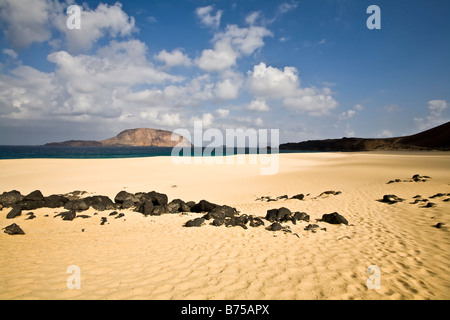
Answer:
0;152;449;299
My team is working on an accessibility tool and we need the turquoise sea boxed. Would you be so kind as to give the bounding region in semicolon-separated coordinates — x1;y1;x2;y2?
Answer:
0;146;303;160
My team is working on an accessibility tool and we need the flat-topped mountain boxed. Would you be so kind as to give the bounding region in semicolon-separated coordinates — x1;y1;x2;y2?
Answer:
46;128;192;147
280;121;450;151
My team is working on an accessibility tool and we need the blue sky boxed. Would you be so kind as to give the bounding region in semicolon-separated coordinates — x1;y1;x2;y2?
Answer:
0;0;449;145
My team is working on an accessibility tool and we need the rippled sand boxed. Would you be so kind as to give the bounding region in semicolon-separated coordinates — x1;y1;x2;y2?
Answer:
0;152;449;299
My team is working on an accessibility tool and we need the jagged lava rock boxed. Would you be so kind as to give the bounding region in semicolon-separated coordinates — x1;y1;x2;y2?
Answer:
0;190;23;206
3;223;25;235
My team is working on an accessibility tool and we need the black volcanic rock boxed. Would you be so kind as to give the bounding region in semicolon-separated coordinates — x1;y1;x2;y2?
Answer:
379;194;404;204
166;199;190;213
114;191;137;204
212;218;224;226
265;209;279;222
6;206;22;219
23;190;45;202
3;223;25;235
304;224;320;232
26;212;36;220
249;216;264;227
292;211;310;223
64;199;89;211
64;196;115;211
86;196;116;211
291;194;304;200
139;191;168;207
44;195;69;208
185;217;205;227
265;207;293;223
137;200;154;216
190;200;217;213
0;190;23;206
277;207;292;222
319;212;348;225
203;205;237;220
20;190;46;210
318;191;341;197
54;210;76;221
268;222;282;231
20;200;45;210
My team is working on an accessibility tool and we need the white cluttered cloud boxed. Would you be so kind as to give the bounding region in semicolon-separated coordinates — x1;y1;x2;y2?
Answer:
247;62;338;116
0;0;341;144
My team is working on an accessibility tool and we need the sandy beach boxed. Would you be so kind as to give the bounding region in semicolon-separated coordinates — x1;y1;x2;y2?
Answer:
0;152;449;300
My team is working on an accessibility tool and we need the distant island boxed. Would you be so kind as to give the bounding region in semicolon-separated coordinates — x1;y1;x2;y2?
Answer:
280;121;450;151
46;128;192;147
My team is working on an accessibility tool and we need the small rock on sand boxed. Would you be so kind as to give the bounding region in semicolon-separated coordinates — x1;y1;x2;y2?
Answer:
3;223;25;235
185;217;205;227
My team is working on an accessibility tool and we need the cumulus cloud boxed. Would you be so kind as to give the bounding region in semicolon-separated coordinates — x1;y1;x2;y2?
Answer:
214;78;241;101
159;113;181;126
196;41;238;72
337;104;363;121
0;1;342;144
414;99;449;131
0;65;54;118
245;11;261;25
338;109;356;120
215;24;273;56
427;99;448;116
2;48;18;59
124;74;215;111
0;39;184;126
154;49;192;67
247;63;299;98
282;87;338;116
55;2;137;52
0;0;55;49
195;5;223;29
0;0;136;53
248;99;270;112
247;63;338;116
191;112;214;128
196;25;272;72
277;1;299;14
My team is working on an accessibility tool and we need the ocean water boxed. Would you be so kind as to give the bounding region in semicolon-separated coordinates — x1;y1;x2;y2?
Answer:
0;145;299;160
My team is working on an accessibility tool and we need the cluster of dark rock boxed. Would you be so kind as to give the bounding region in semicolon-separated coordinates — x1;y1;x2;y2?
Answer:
386;174;431;184
429;193;450;200
184;202;265;229
1;189;352;236
184;205;349;234
377;191;449;229
256;194;306;202
255;191;342;202
379;192;449;208
265;207;310;224
264;208;327;235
